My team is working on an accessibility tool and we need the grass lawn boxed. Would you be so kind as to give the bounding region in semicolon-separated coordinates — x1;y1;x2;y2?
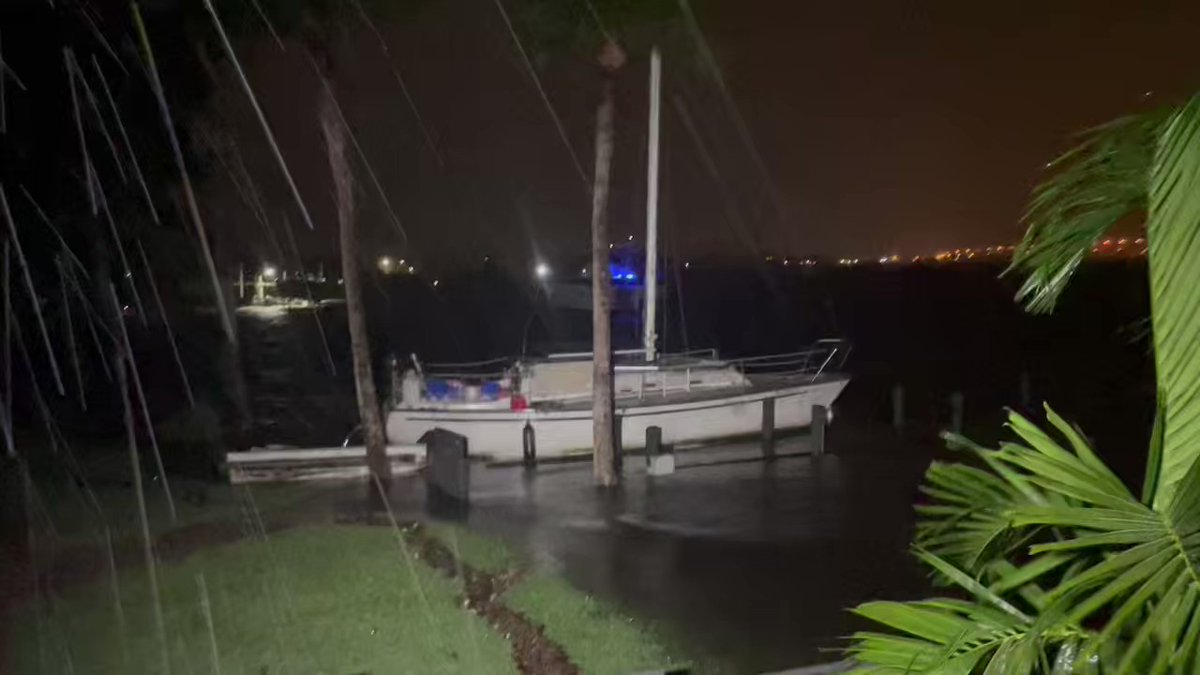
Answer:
424;521;520;574
424;522;688;674
10;509;689;674
8;525;515;674
505;575;685;675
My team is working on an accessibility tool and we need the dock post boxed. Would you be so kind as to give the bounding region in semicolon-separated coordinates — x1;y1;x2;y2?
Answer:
424;429;470;518
645;425;675;475
646;425;661;457
812;404;827;456
762;398;776;459
949;391;964;434
522;420;537;470
613;414;623;474
891;384;905;433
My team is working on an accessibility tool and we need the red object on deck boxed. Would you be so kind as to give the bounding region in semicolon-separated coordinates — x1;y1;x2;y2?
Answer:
511;394;528;411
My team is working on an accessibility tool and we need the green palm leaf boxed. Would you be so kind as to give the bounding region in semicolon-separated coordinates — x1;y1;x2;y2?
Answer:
1146;96;1200;509
1009;113;1160;313
1004;92;1200;511
849;408;1200;673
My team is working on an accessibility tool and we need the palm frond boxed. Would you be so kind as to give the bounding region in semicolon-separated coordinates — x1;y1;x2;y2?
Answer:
1146;95;1200;509
850;408;1200;673
1008;113;1162;313
849;555;1086;674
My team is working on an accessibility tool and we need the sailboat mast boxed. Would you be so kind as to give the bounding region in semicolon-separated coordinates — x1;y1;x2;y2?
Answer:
643;47;662;362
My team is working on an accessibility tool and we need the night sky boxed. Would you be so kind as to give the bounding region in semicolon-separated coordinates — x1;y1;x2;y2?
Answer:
19;0;1200;274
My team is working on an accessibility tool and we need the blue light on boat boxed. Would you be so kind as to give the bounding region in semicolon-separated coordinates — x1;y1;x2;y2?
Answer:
609;263;639;283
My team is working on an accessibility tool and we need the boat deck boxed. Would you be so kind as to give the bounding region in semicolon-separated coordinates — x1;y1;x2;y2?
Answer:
534;372;850;412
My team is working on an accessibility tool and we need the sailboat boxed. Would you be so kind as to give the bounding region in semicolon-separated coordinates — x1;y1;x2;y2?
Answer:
385;49;850;461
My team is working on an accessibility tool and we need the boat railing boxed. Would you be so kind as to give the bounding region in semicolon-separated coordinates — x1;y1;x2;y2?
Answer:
407;340;848;402
418;356;510;380
605;341;848;401
728;339;850;381
545;347;720;363
547;348;648;361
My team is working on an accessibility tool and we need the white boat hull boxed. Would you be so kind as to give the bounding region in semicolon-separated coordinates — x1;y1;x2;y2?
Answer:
387;376;848;461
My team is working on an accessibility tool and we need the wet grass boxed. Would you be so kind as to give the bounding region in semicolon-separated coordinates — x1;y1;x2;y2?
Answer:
8;525;515;674
10;495;685;674
424;521;519;573
505;575;687;675
423;521;687;674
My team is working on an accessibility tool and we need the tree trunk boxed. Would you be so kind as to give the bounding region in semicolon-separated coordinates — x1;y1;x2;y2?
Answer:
320;88;390;482
591;43;624;487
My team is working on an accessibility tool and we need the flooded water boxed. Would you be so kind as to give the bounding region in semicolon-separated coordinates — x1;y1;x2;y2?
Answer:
228;261;1155;672
350;430;934;672
466;438;932;672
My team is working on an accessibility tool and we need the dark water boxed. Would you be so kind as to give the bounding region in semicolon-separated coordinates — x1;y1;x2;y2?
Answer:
437;433;937;673
239;260;1155;466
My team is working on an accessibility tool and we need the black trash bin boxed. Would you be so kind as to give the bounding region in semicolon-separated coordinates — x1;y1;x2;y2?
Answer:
420;428;470;517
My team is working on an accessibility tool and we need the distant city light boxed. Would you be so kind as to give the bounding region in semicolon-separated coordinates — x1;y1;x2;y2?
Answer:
535;262;551;279
262;264;278;281
834;240;1145;267
581;267;588;276
627;234;634;241
433;279;439;287
684;262;690;268
377;256;395;273
608;243;614;249
408;266;416;274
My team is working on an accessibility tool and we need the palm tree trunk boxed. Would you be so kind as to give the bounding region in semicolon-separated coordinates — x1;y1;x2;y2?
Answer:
320;88;390;482
591;43;623;487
